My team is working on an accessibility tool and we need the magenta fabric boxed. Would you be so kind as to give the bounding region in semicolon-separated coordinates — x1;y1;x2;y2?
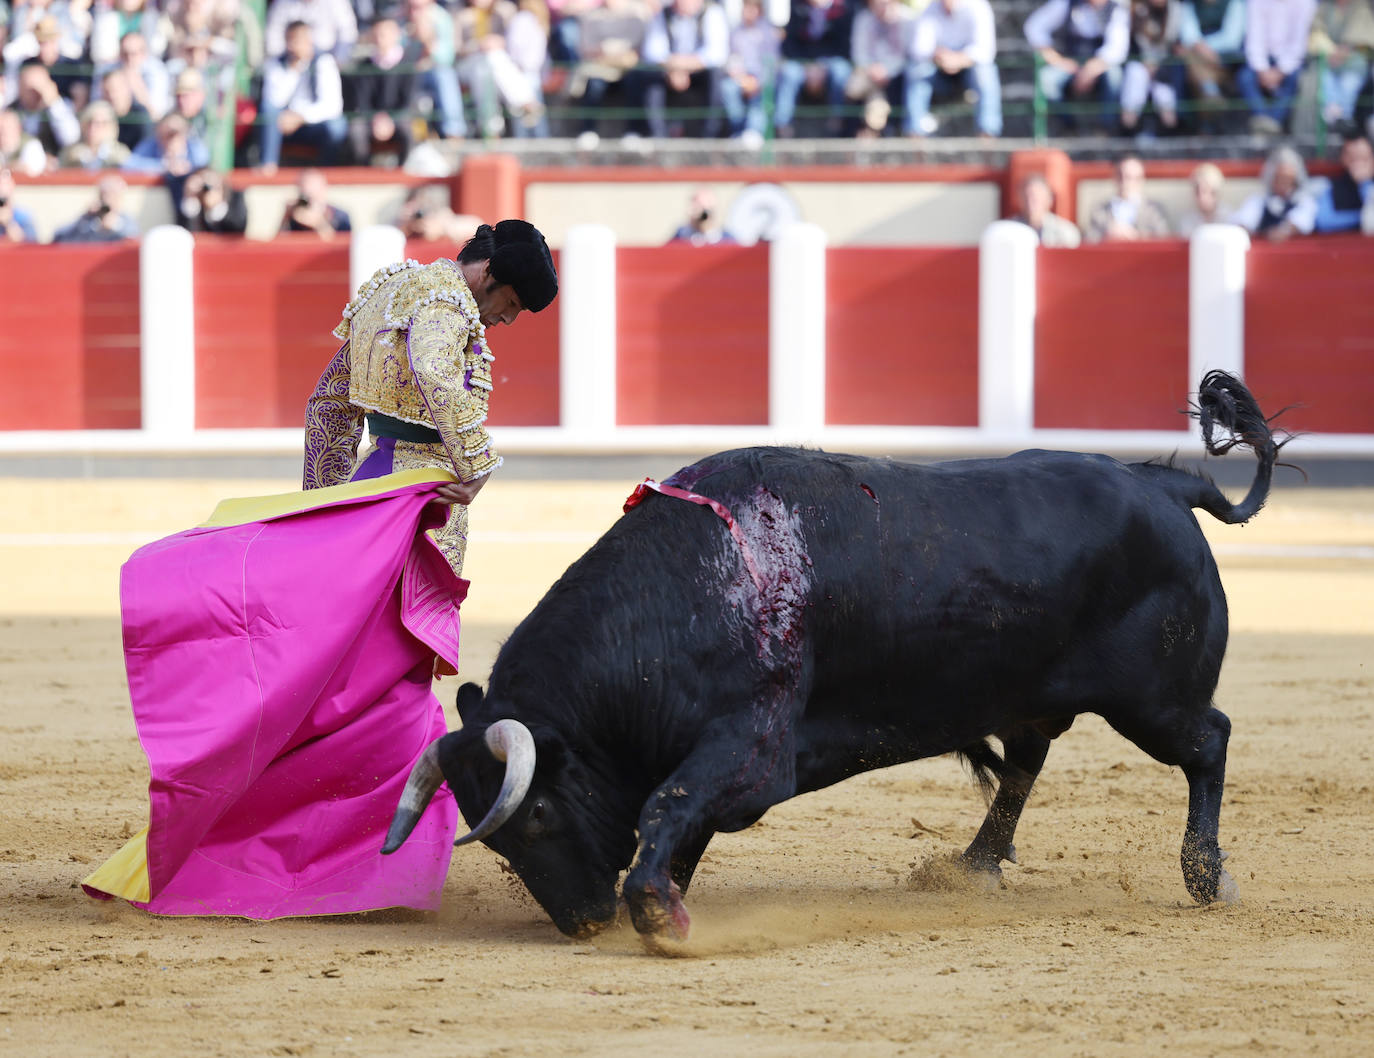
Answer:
89;478;465;918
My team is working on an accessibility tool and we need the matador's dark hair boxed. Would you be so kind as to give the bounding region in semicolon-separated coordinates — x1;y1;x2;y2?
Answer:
458;219;558;312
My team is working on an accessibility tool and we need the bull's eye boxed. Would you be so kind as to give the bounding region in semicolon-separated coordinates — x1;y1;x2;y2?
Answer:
524;798;549;840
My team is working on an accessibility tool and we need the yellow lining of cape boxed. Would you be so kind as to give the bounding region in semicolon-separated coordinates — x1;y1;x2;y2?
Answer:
198;469;456;528
83;826;152;904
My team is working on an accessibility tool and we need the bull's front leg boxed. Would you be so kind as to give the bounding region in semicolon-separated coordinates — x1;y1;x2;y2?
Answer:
623;718;797;942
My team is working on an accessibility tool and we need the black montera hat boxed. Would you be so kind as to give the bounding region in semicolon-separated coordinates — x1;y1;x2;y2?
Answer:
487;219;558;313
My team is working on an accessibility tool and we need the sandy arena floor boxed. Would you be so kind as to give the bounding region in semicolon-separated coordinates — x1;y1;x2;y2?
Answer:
1;462;1371;1057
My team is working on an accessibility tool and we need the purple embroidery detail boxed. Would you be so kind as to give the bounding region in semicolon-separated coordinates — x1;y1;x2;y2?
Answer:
303;341;363;490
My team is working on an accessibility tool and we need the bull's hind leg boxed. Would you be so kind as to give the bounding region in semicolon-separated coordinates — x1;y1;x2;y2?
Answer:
961;721;1068;879
1107;704;1237;905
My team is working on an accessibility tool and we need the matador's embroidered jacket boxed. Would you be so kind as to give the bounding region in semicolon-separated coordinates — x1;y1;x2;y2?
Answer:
302;258;501;490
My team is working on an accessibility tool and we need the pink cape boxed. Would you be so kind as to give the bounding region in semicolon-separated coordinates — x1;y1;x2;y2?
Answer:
83;473;463;918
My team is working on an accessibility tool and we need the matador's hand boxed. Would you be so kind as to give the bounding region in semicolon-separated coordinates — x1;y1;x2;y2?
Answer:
434;476;488;506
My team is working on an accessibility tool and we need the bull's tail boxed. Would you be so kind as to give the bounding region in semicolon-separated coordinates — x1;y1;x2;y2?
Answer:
957;739;1012;803
1181;371;1288;525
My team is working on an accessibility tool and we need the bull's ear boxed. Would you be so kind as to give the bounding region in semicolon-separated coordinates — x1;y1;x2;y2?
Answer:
530;725;568;771
454;681;485;722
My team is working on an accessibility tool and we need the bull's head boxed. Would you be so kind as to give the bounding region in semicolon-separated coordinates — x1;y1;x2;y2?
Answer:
382;684;633;937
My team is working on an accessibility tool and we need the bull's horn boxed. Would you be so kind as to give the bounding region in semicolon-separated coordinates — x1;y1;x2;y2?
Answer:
453;719;536;847
381;741;445;855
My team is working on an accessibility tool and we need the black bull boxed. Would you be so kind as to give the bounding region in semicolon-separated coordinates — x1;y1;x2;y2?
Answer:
385;371;1282;942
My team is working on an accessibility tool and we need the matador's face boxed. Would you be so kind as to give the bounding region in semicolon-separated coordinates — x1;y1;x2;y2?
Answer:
473;268;525;328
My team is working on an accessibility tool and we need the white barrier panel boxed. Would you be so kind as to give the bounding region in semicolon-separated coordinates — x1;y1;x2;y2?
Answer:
559;223;618;436
1189;223;1250;386
349;225;407;297
139;225;197;439
978;220;1039;438
769;222;828;438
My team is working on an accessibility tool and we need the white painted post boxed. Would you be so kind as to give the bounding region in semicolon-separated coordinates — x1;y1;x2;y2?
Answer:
350;224;406;296
1189;223;1250;386
139;225;197;438
978;220;1039;438
768;222;827;436
559;223;618;435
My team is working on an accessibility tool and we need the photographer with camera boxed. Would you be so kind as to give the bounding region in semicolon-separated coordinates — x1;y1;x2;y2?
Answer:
175;166;248;235
277;167;351;241
667;186;736;246
52;173;139;242
0;167;40;243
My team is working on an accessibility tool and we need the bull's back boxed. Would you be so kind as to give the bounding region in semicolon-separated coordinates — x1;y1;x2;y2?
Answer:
740;449;1224;724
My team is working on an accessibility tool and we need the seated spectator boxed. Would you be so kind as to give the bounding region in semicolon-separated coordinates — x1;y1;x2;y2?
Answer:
667;187;736;244
720;0;781;144
59;101;133;169
1177;161;1227;234
0;105;50;176
633;0;730;138
846;0;912;138
1011;172;1082;246
1121;0;1187;136
1231;144;1317;238
264;0;358;64
99;30;172;122
907;0;1002;138
166;32;224;92
1178;0;1246;130
1308;0;1374;131
278;167;351;239
166;0;241;67
258;19;347;172
125;111;208;174
100;68;154;151
14;58;80;154
28;14;89;108
507;0;552;138
456;0;540;138
1238;0;1317;135
774;0;855;138
1024;0;1130;130
347;14;419;166
175;166;248;234
568;0;650;138
1313;131;1374;232
52;172;140;242
5;6;88;73
548;0;603;65
0;165;40;242
1084;153;1172;240
394;182;482;241
169;69;211;144
404;0;468;141
90;0;172;66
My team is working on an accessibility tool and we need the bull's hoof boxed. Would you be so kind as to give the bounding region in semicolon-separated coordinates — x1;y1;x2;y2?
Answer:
626;878;691;942
1182;845;1238;905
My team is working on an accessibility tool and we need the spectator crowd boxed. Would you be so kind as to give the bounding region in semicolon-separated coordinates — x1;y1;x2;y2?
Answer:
1010;131;1374;244
1;0;1372;241
1;0;1372;170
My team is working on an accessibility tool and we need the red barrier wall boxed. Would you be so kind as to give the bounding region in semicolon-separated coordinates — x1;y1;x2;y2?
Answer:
0;244;140;430
1244;238;1374;435
615;244;769;425
401;241;562;427
825;247;980;426
194;238;349;428
1035;243;1191;430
